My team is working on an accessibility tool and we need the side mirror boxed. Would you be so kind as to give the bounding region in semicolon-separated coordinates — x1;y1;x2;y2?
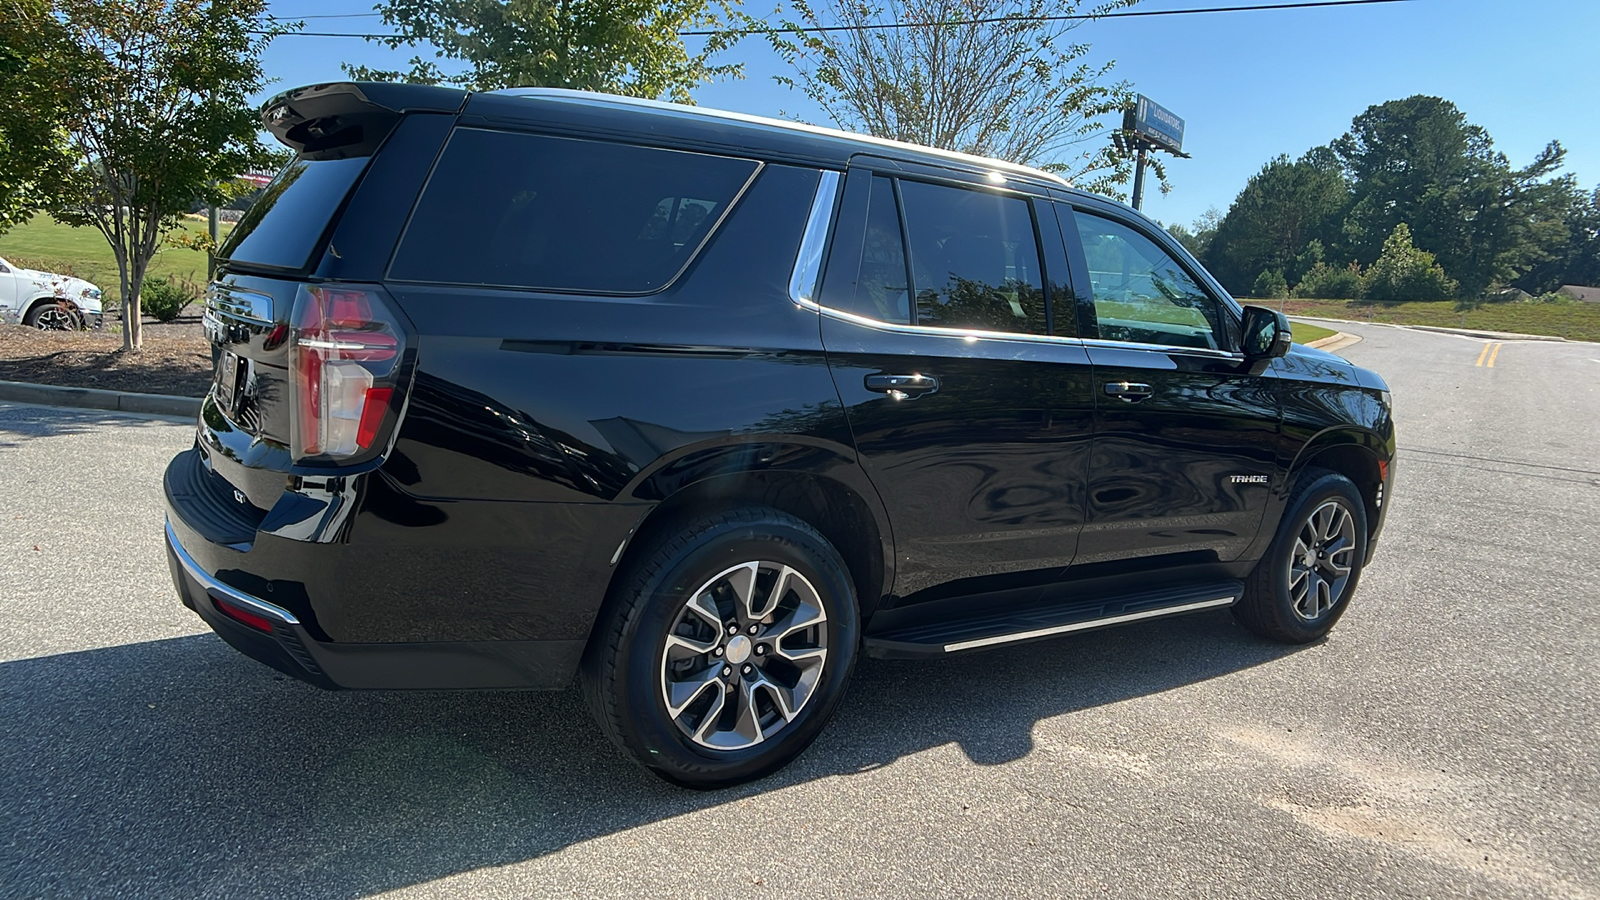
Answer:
1241;305;1292;360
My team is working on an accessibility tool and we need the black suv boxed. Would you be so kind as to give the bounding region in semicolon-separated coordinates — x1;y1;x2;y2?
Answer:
164;82;1395;787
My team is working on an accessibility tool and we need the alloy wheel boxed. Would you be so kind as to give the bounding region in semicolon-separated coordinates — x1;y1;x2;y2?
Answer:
33;304;78;331
659;561;829;751
1289;499;1357;621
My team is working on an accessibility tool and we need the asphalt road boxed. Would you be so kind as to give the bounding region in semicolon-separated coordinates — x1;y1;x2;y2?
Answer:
2;322;1597;899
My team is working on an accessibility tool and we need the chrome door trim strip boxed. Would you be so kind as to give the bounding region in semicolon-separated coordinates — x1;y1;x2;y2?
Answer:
941;596;1236;652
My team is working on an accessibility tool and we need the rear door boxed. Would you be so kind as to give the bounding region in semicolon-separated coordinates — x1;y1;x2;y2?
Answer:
818;166;1094;602
1061;201;1280;567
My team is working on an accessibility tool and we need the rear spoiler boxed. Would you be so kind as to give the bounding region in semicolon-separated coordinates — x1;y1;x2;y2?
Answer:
261;82;468;159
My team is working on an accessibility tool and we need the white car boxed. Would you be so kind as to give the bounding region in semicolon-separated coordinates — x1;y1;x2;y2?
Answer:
0;255;105;329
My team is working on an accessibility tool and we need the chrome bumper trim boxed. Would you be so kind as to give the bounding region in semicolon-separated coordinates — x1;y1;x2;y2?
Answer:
165;518;301;625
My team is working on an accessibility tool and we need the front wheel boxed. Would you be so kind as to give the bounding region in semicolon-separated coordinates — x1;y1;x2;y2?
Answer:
1235;469;1368;643
24;301;81;331
580;508;859;788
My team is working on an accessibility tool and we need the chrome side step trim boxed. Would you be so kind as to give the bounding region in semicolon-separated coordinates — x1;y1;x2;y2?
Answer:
165;518;300;625
940;596;1236;652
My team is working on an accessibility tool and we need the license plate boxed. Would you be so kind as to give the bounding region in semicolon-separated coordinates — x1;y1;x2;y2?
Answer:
214;350;243;415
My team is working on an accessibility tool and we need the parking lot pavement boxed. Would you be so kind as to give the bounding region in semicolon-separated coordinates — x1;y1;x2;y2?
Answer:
2;326;1597;900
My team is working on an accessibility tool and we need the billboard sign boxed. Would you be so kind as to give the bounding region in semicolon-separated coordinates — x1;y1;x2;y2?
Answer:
1124;95;1185;154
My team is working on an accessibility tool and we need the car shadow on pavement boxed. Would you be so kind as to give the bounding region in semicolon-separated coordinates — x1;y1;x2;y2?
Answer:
0;612;1302;898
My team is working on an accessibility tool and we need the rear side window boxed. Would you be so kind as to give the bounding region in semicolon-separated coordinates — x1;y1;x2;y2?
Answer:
390;129;760;293
898;180;1047;334
220;157;369;270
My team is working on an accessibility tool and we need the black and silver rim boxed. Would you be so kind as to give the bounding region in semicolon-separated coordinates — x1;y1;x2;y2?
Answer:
659;561;829;751
1290;499;1357;621
34;304;77;330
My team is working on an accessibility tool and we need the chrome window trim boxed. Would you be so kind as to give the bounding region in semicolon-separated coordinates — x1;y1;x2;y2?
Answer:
788;170;841;306
165;519;301;625
807;301;1087;349
1078;337;1245;360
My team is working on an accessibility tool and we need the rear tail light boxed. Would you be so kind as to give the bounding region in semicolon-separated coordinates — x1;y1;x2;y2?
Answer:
289;285;408;462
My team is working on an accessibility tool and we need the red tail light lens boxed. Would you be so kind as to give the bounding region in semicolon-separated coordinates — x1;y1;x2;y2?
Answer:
289;285;407;461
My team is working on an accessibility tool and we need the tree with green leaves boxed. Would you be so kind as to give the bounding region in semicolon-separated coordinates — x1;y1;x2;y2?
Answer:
1363;223;1455;301
1166;207;1221;260
347;0;741;101
1202;148;1350;295
40;0;287;351
0;0;75;234
1333;95;1569;298
765;0;1137;192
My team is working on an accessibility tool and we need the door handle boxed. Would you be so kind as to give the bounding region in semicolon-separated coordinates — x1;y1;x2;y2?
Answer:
1104;381;1154;402
865;373;939;399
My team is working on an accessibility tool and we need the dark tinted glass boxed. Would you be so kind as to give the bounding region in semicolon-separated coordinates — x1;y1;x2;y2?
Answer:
839;175;910;323
1074;211;1222;350
391;129;759;293
219;156;369;270
898;180;1046;334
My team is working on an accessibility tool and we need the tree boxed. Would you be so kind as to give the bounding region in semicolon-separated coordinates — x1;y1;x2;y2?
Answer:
42;0;284;351
347;0;741;101
766;0;1136;190
1333;96;1569;297
1167;207;1221;259
0;0;75;234
1363;223;1455;302
1203;148;1349;295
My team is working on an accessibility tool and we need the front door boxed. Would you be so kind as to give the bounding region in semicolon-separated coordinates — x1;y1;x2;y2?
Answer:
818;169;1094;602
1063;205;1281;568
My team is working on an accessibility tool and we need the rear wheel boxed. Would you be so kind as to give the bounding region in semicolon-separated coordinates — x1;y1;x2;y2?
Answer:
581;508;859;788
1235;469;1368;643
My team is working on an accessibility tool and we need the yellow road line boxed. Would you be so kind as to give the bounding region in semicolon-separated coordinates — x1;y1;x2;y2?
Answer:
1487;343;1503;368
1475;342;1492;366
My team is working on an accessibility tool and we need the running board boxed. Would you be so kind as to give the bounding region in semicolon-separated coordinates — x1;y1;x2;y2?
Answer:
864;582;1242;658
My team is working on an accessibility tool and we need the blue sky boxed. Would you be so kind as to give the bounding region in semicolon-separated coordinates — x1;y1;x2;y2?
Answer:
259;0;1600;228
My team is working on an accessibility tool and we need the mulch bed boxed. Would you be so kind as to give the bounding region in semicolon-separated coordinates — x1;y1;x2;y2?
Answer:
0;320;212;397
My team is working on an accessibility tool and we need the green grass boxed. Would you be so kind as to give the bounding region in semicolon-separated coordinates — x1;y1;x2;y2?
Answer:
1289;321;1338;345
1243;297;1600;343
0;215;232;306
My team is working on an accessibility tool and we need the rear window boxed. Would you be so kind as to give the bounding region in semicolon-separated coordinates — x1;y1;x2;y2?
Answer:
389;129;760;293
219;156;369;270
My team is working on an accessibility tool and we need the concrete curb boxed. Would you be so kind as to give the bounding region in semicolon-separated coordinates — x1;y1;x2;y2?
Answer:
0;379;200;417
1287;315;1571;343
1305;331;1363;353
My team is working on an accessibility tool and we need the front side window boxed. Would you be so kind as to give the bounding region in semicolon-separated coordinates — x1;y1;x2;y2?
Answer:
1074;211;1225;350
391;129;759;293
899;180;1047;335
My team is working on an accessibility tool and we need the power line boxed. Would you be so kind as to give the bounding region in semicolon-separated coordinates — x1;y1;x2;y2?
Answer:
251;0;1415;39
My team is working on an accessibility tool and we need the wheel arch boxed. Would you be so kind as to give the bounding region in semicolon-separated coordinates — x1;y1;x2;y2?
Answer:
1288;427;1390;546
21;293;81;325
595;442;895;651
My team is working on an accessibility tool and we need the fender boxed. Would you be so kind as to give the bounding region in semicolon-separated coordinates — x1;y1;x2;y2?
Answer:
616;434;897;613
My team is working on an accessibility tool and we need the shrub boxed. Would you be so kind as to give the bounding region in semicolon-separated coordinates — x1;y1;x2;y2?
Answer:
1295;262;1363;299
139;276;199;322
1363;223;1457;301
1253;268;1290;299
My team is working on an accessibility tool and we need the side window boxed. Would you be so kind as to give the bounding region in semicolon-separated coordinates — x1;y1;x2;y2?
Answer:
839;174;912;324
391;129;759;293
1073;211;1225;350
898;180;1047;334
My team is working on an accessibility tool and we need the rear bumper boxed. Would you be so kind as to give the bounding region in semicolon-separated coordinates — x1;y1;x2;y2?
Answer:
165;518;586;690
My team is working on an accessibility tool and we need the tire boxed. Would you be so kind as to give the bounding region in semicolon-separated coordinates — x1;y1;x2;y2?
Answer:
24;300;81;331
1234;468;1368;644
580;508;860;788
